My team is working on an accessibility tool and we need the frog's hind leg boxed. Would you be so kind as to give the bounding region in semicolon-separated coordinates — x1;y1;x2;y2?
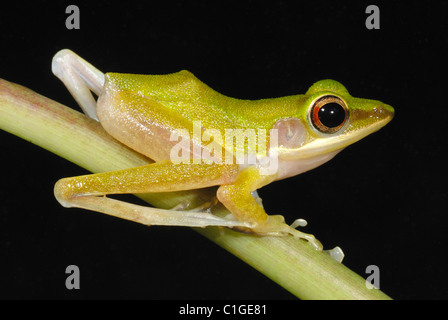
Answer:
217;166;324;250
54;161;253;229
52;49;105;121
60;196;251;228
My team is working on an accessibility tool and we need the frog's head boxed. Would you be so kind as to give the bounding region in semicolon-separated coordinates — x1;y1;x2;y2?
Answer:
273;79;394;168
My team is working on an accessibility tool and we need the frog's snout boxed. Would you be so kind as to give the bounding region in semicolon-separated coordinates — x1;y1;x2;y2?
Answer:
373;103;394;122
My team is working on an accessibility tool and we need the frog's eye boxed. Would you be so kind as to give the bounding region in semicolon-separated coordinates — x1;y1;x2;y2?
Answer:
311;95;348;134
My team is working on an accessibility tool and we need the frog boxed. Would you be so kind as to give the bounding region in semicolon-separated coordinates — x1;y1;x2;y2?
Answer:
51;49;394;253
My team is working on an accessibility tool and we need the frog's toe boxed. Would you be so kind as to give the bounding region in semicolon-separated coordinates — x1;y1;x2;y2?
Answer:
287;219;323;251
324;246;345;263
288;227;323;251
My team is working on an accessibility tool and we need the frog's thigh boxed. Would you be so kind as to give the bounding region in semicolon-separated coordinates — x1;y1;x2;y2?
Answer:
54;161;250;228
52;49;105;120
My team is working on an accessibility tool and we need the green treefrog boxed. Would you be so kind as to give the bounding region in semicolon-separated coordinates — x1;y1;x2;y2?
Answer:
51;49;394;253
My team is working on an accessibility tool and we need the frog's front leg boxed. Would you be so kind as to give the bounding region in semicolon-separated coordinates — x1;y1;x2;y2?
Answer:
52;49;105;120
54;161;254;229
217;166;323;250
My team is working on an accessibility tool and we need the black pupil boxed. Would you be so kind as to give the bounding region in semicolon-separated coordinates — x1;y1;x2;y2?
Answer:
318;102;346;128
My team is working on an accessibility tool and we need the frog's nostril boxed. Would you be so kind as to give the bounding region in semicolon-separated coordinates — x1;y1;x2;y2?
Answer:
374;104;394;121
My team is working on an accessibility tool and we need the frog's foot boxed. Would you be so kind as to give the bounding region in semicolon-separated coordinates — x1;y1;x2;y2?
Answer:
249;215;323;251
290;219;344;261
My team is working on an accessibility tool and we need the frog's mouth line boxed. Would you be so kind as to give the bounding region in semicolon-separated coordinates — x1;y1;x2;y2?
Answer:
278;114;393;160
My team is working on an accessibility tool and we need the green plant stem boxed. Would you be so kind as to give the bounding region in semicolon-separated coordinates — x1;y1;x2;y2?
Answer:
0;78;392;300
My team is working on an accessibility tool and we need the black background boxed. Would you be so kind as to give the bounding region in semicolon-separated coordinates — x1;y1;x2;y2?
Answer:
0;1;447;300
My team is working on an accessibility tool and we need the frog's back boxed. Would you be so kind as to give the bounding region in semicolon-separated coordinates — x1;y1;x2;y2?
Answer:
96;70;302;161
104;70;213;104
96;71;234;161
103;71;235;128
